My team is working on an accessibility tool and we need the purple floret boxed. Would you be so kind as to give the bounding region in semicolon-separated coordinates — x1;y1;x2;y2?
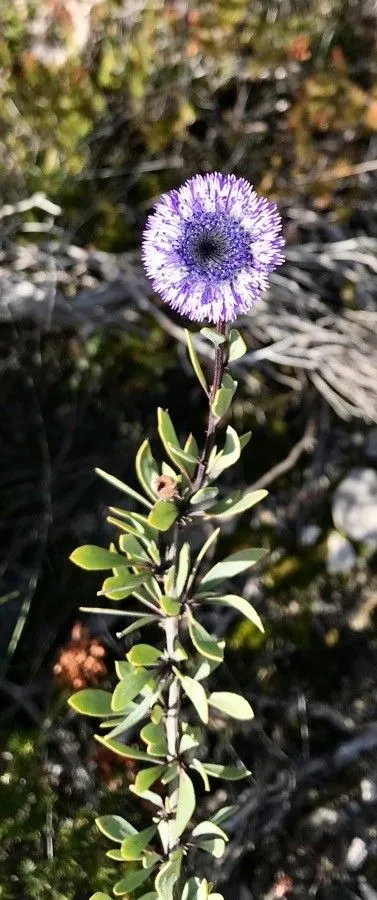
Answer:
142;172;284;324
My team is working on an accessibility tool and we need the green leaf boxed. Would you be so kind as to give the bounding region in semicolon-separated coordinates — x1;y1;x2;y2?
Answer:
228;328;247;362
116;614;159;640
134;765;165;794
203;594;264;632
211;374;237;419
174;669;208;723
201;763;250;780
148;499;179;532
160;595;181;616
138;894;158;900
190;487;219;508
185;329;208;395
95;814;137;842
211;386;233;419
130;784;164;806
121;825;157;861
95;467;152;510
187;609;224;662
106;849;123;860
197;838;226;858
179;724;201;754
200;547;268;589
189;758;210;791
205;489;268;520
161;762;179;784
168;444;198;467
110;509;158;541
140;721;168;755
114;865;156;896
136;439;159;501
68;689;113;717
175;542;191;597
127;644;162;667
192;821;228;841
157;408;182;467
194;656;221;682
209;691;254;720
106;689;160;740
155;850;183;900
119;533;152;564
200;327;226;346
100;571;151;601
210;805;236;825
182;877;209;900
163;564;176;595
183;434;199;478
208;426;241;480
175;769;196;838
239;431;252;450
186;528;220;593
90;894;113;899
95;735;162;762
70;545;129;571
111;669;153;712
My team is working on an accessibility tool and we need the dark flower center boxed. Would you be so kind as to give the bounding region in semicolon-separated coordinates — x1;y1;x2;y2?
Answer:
178;211;252;282
192;232;226;265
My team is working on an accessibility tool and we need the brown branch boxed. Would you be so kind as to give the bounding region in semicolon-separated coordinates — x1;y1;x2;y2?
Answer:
249;419;316;492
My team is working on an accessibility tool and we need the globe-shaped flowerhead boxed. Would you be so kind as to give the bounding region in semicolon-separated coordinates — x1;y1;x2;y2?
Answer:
142;173;284;324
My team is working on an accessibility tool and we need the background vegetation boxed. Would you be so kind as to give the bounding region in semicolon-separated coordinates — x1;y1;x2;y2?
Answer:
2;1;377;898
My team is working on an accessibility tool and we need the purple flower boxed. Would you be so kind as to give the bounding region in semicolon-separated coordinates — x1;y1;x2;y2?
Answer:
142;172;284;324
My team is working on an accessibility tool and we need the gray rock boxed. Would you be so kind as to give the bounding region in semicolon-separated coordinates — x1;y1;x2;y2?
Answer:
332;468;377;545
345;836;368;871
299;524;321;547
327;530;356;574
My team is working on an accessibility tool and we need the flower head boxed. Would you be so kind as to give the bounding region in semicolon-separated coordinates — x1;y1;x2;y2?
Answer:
142;172;284;323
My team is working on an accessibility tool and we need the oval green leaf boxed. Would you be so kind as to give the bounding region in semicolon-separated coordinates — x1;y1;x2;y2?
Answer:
70;545;129;571
95;735;162;763
187;609;224;662
68;689;113;717
111;669;152;712
175;769;196;838
200;547;268;588
208;691;254;720
95;467;152;510
127;644;162;667
148;499;179;532
205;489;268;520
136;439;159;501
174;669;208;723
95;814;137;842
203;594;264;633
185;329;208;394
121;825;157;861
114;865;156;897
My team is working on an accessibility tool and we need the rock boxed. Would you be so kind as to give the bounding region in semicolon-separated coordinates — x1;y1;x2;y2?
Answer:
345;837;368;871
326;531;356;574
332;468;377;545
309;806;339;828
299;524;321;547
361;778;377;803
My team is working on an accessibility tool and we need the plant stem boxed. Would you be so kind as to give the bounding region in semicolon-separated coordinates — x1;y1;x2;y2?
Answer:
163;324;226;854
164;614;180;852
193;321;226;492
163;526;181;855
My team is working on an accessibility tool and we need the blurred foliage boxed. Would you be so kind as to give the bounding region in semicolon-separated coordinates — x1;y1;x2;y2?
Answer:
0;728;120;899
1;0;377;241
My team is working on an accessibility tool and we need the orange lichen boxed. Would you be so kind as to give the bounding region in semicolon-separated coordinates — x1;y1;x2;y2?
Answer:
54;622;107;690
